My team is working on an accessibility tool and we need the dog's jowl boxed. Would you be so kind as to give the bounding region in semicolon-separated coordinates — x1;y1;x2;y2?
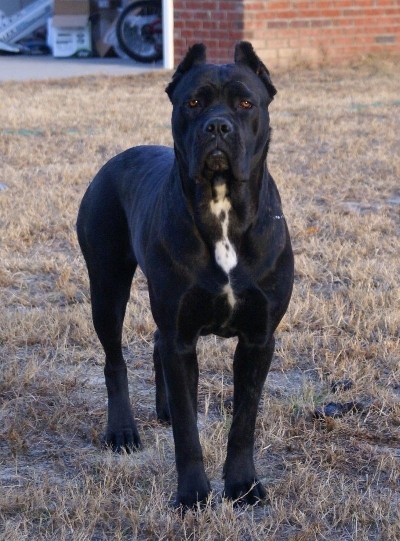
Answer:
77;42;294;508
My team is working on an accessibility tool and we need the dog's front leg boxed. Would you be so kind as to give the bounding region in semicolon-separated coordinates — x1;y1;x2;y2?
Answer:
223;337;275;504
158;335;211;508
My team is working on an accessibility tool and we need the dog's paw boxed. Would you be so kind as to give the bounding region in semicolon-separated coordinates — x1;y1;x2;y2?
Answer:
174;473;212;510
224;478;267;506
174;487;212;511
103;426;142;453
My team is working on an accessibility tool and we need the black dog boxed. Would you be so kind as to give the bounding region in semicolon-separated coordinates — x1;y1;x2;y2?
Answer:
77;42;294;508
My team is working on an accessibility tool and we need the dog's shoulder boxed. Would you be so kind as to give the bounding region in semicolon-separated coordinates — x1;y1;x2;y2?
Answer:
89;145;174;195
102;145;174;175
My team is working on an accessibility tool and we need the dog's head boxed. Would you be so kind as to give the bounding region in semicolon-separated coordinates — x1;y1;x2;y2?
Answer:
166;42;276;183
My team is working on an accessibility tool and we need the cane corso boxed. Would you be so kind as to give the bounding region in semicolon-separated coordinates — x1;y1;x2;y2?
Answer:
77;42;294;508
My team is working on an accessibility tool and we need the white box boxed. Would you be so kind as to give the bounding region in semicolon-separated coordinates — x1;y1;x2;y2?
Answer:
48;18;92;58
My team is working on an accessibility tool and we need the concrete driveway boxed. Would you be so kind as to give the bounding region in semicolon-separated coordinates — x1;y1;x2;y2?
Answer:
0;54;164;81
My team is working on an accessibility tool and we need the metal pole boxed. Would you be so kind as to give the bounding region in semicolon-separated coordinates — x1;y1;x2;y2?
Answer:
162;0;174;69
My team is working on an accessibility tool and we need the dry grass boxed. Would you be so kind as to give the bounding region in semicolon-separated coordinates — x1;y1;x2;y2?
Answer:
0;61;399;540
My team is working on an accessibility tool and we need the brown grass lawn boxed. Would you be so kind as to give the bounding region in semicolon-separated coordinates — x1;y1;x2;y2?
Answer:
0;61;399;540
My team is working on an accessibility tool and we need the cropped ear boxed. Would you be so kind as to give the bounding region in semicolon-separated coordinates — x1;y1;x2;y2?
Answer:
234;41;277;101
166;43;207;100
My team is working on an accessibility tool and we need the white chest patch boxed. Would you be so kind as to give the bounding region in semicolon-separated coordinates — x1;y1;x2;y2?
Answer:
209;182;237;308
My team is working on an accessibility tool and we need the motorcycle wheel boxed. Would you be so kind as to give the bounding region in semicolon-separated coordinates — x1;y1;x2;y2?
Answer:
116;0;163;63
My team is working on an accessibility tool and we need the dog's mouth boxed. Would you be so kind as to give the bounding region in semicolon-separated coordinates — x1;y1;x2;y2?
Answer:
204;149;230;173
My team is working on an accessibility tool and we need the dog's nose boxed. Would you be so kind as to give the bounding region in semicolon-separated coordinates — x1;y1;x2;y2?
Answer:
203;117;233;137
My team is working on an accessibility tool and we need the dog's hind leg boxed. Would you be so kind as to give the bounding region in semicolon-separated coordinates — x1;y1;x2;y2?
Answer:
77;195;140;453
90;258;141;452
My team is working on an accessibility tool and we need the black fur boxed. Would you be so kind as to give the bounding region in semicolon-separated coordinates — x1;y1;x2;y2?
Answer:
77;42;294;508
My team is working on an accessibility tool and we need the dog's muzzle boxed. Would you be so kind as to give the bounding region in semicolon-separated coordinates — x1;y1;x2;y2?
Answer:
202;117;234;173
205;149;230;172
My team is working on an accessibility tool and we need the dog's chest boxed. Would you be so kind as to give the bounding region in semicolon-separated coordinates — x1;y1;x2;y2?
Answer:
209;180;237;308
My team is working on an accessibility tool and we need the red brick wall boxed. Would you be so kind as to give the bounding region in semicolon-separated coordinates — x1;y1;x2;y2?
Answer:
173;0;244;64
173;0;400;68
244;0;400;68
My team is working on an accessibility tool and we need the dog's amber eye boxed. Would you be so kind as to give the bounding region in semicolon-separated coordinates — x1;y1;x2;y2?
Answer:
188;99;200;108
239;99;253;109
